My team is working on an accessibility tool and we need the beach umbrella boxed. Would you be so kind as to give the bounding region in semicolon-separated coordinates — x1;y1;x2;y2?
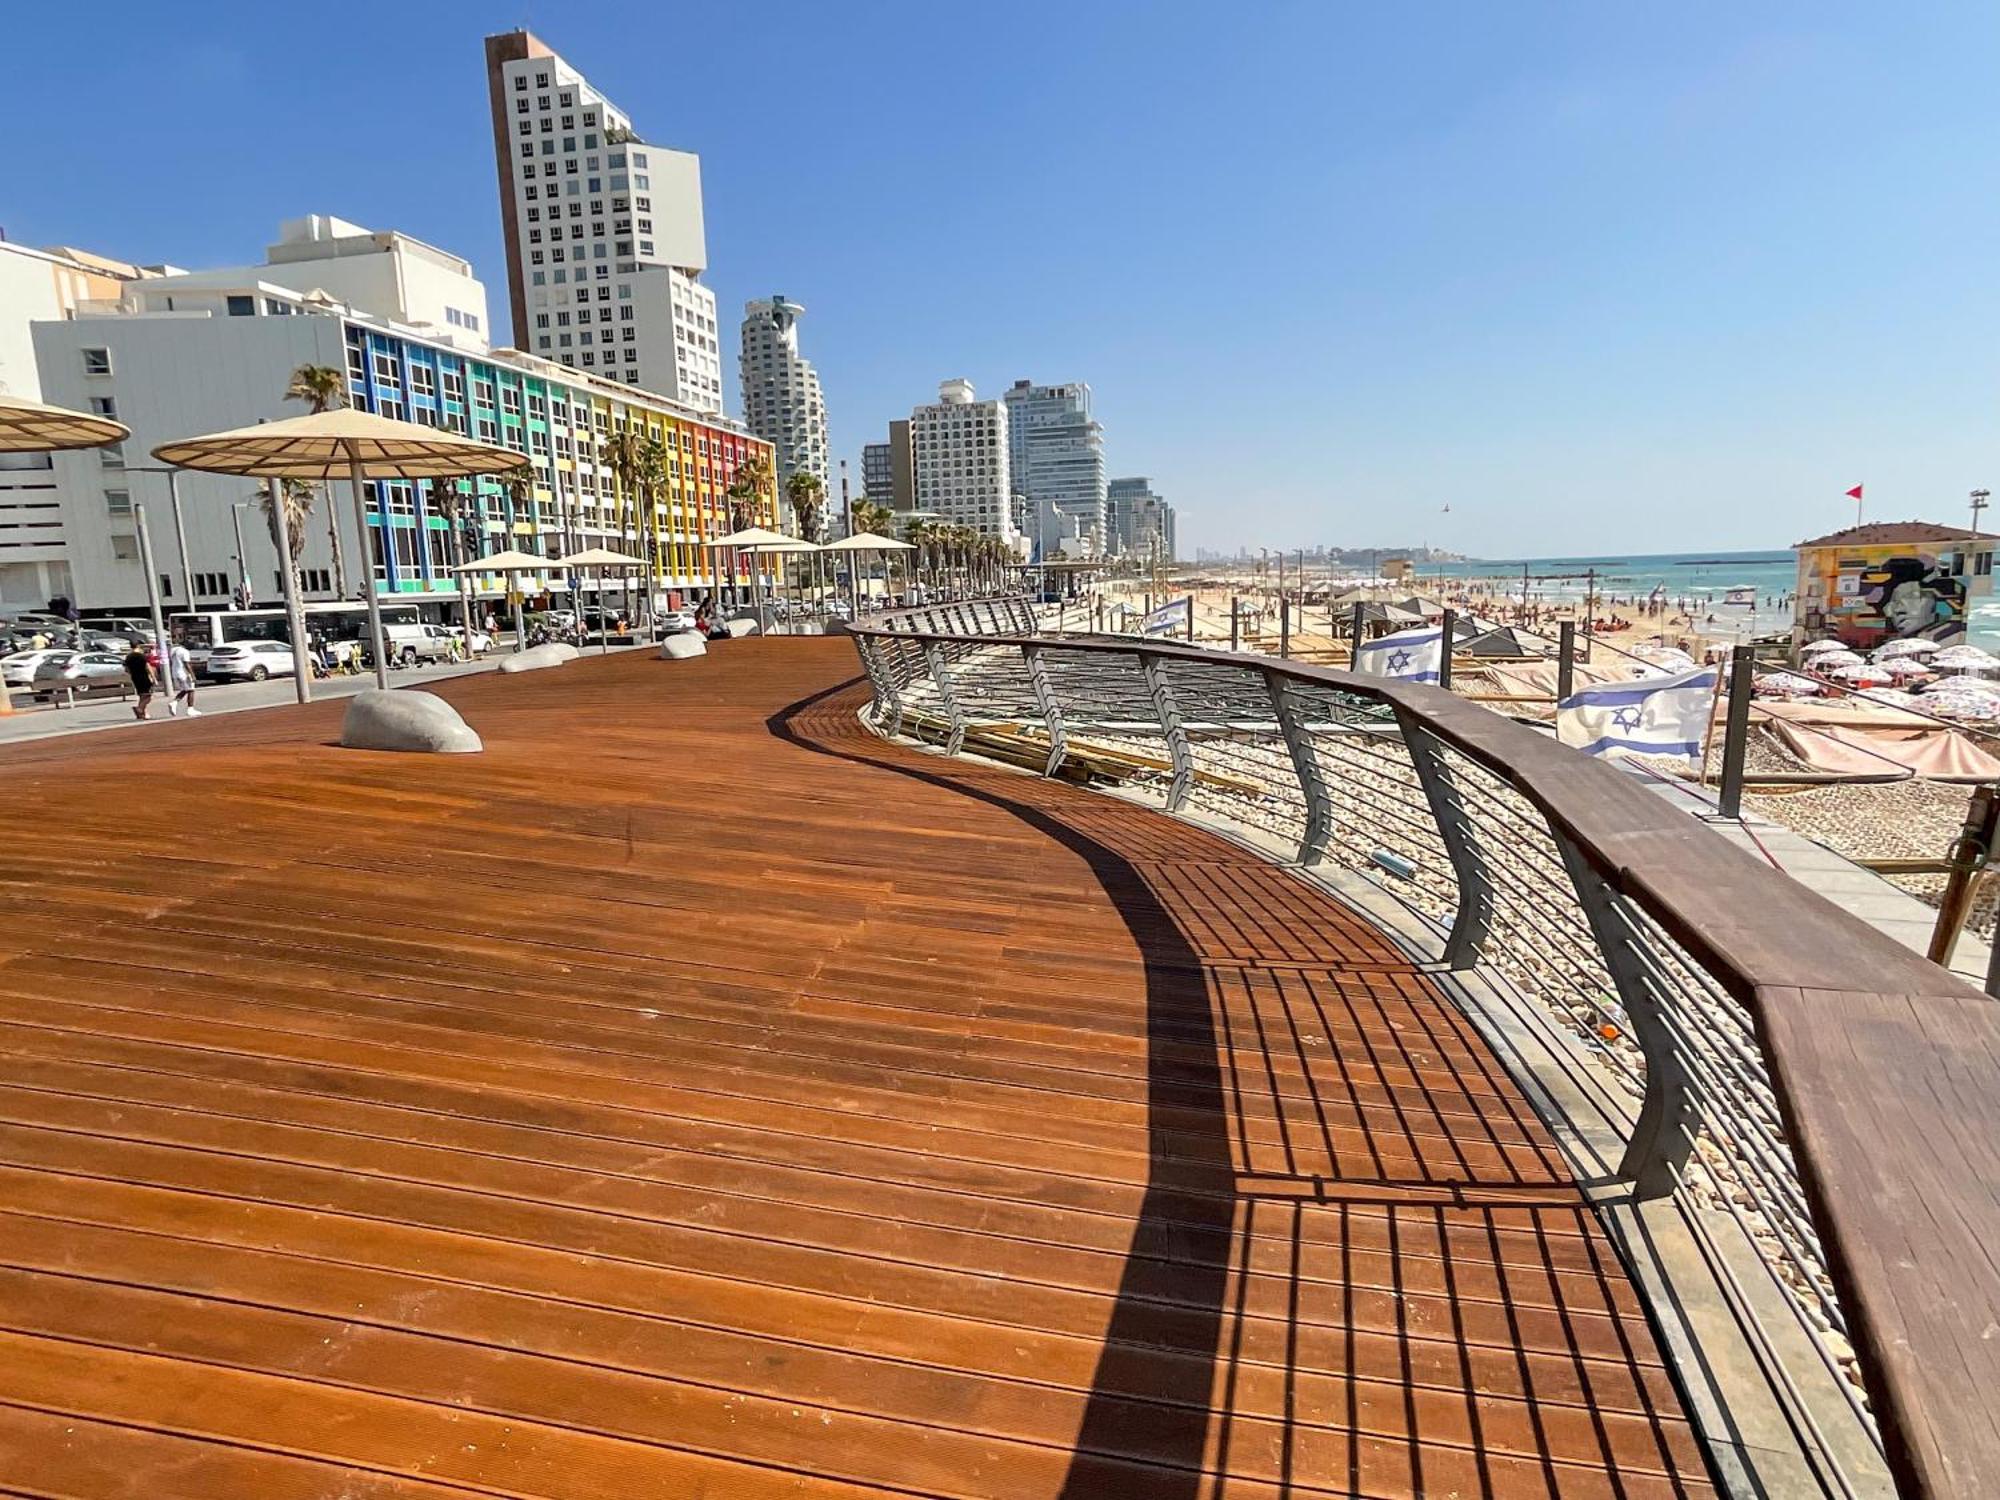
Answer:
1929;644;2000;672
1883;656;1938;680
554;547;647;654
1811;649;1866;671
1875;637;1940;661
705;528;821;630
450;548;557;656
155;409;518;694
0;391;130;453
1800;639;1850;657
1828;660;1892;684
1754;672;1824;698
823;530;914;614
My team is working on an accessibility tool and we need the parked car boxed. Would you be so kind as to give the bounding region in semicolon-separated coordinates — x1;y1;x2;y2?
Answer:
203;640;301;682
80;617;154;650
31;651;130;702
655;608;697;636
447;624;493;656
2;648;72;688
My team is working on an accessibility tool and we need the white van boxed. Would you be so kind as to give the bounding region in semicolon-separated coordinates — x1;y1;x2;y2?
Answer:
382;621;453;665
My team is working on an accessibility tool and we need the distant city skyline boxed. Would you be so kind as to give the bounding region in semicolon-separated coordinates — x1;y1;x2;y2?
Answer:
7;3;1998;558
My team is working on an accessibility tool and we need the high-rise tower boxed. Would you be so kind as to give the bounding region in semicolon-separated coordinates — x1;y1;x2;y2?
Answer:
739;295;829;521
483;30;723;412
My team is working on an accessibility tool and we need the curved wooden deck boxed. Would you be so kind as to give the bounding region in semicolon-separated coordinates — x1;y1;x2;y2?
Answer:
0;640;1715;1498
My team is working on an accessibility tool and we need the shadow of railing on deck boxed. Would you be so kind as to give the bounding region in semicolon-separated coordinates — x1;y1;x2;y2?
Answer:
769;673;1707;1497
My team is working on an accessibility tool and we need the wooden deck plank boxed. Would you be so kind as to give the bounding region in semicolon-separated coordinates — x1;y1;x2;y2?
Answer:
0;640;1715;1498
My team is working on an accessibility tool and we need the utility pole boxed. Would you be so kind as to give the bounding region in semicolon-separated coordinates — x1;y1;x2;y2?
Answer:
133;503;169;673
1971;489;1990;536
230;502;256;606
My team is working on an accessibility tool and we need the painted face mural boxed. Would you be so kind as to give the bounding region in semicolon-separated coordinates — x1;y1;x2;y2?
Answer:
1857;554;1965;641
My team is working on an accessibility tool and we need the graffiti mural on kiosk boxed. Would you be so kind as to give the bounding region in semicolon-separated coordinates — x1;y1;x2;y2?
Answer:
1802;545;1970;646
1858;554;1966;642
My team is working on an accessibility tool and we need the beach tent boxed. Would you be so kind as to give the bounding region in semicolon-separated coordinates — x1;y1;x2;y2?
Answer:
1455;626;1536;659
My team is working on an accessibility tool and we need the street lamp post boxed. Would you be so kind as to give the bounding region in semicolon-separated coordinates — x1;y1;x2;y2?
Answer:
1971;489;1990;535
230;502;257;606
122;465;194;609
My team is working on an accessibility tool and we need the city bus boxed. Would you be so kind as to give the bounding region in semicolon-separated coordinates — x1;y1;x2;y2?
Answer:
168;601;424;669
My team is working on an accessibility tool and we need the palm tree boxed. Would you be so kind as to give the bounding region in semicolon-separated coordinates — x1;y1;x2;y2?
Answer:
284;364;351;597
606;430;670;625
726;454;771;533
784;472;827;608
903;517;938;594
285;364;345;414
430;478;478;645
724;455;772;606
852;499;895;538
258;478;314;611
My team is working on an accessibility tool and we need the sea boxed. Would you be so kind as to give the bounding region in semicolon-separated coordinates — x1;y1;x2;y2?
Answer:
1411;549;1794;608
1378;549;1798;644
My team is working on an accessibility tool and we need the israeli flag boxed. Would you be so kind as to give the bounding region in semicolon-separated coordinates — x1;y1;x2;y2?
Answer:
1558;666;1718;760
1354;626;1444;684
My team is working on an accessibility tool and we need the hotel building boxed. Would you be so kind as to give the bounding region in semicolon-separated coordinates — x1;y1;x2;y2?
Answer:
910;380;1017;545
483;30;723;413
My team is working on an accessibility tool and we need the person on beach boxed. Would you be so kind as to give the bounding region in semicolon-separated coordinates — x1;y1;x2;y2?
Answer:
122;642;155;721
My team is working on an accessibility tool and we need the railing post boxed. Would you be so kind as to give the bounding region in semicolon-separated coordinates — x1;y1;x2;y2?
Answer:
1230;595;1240;651
1438;608;1455;690
1144;655;1193;811
1266;670;1332;865
1022;642;1067;776
1350;602;1365;666
852;634;895;730
925;641;967;755
1557;621;1576;703
1280;597;1291;658
1555;836;1699;1199
1395;710;1494;968
1716;646;1755;820
982;600;1002;634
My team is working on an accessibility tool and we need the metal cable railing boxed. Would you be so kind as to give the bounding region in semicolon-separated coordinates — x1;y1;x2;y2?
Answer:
844;599;2000;1499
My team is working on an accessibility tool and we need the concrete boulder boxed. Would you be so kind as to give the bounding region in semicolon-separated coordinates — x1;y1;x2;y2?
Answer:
725;617;761;638
496;642;579;674
660;633;707;661
340;689;482;754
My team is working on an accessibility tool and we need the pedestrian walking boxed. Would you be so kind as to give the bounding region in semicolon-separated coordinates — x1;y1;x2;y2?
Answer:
168;640;200;718
122;642;155;721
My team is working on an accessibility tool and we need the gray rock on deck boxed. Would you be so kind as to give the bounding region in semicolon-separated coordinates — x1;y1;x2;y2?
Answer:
339;689;482;754
497;642;580;674
660;634;707;660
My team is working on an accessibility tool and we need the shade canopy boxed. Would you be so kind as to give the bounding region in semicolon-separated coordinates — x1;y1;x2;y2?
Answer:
707;526;819;552
0;391;130;453
153;408;518;480
555;547;648;567
449;549;550;573
824;530;914;552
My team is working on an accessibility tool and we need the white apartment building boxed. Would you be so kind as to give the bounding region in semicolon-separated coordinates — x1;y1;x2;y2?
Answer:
1002;379;1106;559
485;30;723;413
739;296;828;522
0;240;164;607
118;216;491;351
911;380;1017;545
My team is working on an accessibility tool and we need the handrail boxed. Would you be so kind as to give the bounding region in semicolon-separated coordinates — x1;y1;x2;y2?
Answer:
845;607;2000;1500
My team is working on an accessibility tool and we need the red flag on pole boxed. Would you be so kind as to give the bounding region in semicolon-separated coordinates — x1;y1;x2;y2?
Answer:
1844;484;1864;500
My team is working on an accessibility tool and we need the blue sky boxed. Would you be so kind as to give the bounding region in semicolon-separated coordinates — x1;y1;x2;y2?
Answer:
5;1;1996;558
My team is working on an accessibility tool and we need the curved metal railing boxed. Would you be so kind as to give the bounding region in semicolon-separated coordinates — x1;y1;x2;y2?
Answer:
845;598;2000;1500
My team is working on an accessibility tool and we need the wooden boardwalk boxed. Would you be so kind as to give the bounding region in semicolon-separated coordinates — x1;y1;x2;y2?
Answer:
0;640;1715;1498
